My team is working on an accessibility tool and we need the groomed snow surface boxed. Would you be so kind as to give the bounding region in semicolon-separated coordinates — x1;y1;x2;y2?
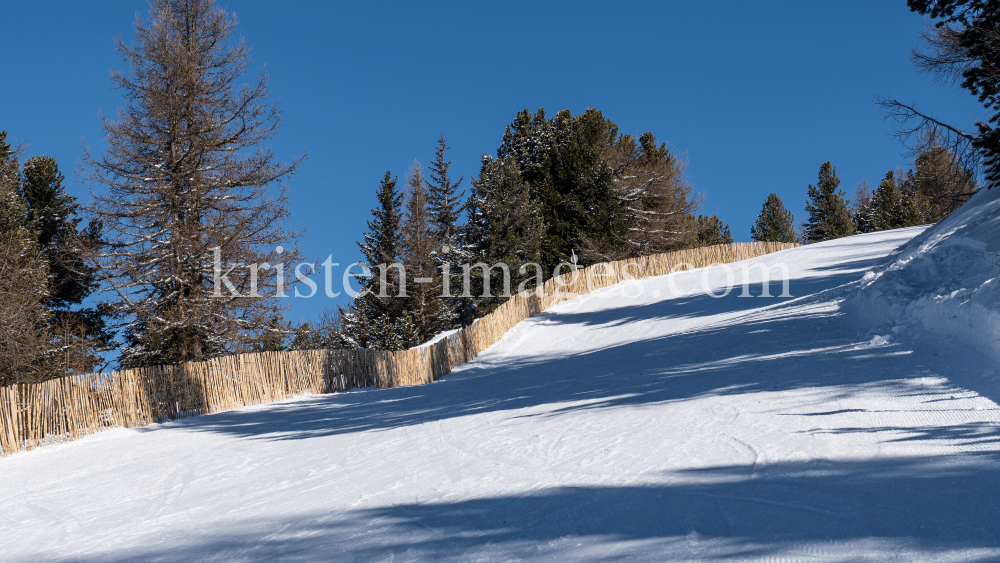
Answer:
4;201;1000;561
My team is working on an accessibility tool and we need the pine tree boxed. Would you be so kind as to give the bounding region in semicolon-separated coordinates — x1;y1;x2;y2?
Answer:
866;171;926;232
82;0;304;367
694;214;734;246
803;161;854;243
466;155;545;313
750;193;797;243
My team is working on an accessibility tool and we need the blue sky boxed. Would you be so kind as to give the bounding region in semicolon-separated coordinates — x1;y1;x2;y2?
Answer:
1;1;984;325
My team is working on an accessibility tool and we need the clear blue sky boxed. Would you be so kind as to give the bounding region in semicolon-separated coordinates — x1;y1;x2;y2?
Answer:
1;1;983;325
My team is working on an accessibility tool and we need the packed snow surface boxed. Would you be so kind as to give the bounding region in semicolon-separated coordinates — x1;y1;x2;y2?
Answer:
4;227;1000;562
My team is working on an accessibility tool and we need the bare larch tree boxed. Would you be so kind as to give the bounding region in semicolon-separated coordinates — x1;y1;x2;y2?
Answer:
83;0;304;367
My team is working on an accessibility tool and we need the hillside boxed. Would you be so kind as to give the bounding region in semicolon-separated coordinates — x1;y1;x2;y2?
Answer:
2;224;1000;561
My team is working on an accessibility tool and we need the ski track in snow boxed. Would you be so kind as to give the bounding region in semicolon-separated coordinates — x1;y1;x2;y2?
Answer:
4;227;1000;561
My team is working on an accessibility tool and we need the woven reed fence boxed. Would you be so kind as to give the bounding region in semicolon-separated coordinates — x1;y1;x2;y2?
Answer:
0;241;797;456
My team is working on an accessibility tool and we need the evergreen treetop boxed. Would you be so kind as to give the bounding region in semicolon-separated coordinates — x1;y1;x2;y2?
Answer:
356;171;405;315
426;134;464;241
867;171;926;232
751;193;797;243
695;214;734;246
803;161;855;243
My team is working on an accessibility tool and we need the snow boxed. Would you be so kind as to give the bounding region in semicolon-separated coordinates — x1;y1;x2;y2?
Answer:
4;224;1000;561
846;186;1000;365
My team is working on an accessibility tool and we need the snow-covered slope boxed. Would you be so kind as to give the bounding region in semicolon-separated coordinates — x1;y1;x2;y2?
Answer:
3;228;1000;562
847;187;1000;363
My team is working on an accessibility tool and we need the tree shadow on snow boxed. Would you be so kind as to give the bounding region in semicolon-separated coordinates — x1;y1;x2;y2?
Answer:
39;455;1000;562
172;256;1000;451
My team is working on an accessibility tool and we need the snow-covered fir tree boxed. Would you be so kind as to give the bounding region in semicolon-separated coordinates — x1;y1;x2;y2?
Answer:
340;171;419;350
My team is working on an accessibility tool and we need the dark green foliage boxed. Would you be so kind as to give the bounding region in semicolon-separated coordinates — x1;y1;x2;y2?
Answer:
856;171;927;233
342;171;415;350
465;155;546;314
803;162;855;243
357;171;405;311
694;215;734;247
21;156;102;310
426;134;464;241
497;108;626;270
751;193;797;243
0;135;110;377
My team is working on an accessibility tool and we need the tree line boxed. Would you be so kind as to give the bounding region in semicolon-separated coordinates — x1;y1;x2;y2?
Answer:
1;0;997;380
318;109;742;351
748;143;976;247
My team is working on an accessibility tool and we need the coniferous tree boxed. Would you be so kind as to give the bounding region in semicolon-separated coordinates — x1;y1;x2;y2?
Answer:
82;0;304;367
498;108;625;269
803;161;854;243
750;193;797;243
21;156;112;371
465;155;545;313
425;135;468;325
401;162;449;342
0;133;50;384
866;171;926;232
907;146;977;221
341;171;415;349
426;135;465;240
583;132;701;260
851;179;875;234
694;214;734;246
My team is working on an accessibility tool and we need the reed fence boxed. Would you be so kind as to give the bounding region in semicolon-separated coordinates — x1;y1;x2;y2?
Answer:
0;241;797;456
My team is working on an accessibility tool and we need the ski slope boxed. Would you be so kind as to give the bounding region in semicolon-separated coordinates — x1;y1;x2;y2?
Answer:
3;226;1000;562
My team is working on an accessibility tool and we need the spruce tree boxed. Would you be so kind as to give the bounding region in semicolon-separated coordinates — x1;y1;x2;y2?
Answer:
426;134;464;240
466;155;545;313
497;108;625;270
803;162;854;243
356;171;404;305
750;193;797;243
342;171;413;349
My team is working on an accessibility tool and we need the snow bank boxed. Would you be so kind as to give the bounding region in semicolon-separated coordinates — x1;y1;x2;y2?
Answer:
846;186;1000;362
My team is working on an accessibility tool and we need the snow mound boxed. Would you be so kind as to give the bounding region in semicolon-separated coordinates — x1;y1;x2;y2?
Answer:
846;186;1000;362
